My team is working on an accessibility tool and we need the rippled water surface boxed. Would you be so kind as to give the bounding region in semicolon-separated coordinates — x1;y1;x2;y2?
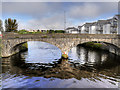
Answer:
1;41;120;88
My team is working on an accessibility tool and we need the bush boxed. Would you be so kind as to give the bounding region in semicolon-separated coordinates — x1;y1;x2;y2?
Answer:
15;36;19;38
55;30;65;33
41;35;47;38
62;54;68;59
94;43;102;48
52;36;55;38
18;30;29;34
20;43;28;52
83;42;102;49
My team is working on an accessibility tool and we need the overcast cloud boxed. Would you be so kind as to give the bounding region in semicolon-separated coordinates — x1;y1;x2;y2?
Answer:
1;2;118;30
2;0;119;2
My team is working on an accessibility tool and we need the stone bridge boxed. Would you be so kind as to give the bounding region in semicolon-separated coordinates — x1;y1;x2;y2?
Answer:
1;33;120;57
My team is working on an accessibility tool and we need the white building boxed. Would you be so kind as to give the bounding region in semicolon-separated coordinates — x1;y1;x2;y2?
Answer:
89;22;97;34
66;27;79;34
96;20;108;34
103;23;111;34
116;15;120;34
81;23;92;34
66;14;120;34
90;19;116;34
103;15;118;34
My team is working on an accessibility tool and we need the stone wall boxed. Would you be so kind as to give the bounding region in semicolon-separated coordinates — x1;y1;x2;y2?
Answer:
1;33;120;57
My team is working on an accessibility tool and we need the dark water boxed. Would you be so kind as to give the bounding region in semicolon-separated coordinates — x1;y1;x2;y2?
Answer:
1;41;120;88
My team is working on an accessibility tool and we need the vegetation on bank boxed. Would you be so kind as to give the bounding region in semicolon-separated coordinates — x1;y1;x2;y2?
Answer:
17;29;65;34
20;43;28;52
1;18;65;34
82;42;103;49
0;20;4;33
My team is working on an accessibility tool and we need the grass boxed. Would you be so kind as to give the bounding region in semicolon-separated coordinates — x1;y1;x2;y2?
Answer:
20;43;28;52
17;30;65;34
41;35;48;38
62;54;68;59
15;36;19;38
52;36;55;38
83;42;102;49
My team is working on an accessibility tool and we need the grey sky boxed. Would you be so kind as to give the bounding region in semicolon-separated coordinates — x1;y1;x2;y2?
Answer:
1;1;119;30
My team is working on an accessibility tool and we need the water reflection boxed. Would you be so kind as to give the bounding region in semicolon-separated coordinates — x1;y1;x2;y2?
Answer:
2;53;120;79
69;45;120;70
1;41;120;88
25;41;61;63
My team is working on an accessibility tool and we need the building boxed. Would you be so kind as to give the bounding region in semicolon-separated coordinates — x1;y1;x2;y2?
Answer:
66;27;79;34
66;14;120;34
81;23;93;34
96;20;108;34
116;15;120;34
89;22;97;34
103;15;119;34
82;15;119;34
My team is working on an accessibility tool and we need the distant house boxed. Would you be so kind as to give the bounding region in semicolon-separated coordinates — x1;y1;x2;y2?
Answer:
81;23;93;34
66;27;79;34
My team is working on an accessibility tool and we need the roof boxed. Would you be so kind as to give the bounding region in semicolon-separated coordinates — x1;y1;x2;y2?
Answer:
78;26;82;28
66;27;76;30
66;27;78;31
91;22;97;26
71;29;79;31
113;14;120;20
97;20;108;25
82;23;93;27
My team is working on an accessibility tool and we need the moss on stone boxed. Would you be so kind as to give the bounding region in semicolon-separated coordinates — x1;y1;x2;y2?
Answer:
20;43;28;52
62;54;68;59
83;42;102;49
41;35;47;38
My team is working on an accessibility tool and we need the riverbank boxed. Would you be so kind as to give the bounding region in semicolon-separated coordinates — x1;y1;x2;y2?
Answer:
1;42;28;58
80;42;109;51
20;43;28;52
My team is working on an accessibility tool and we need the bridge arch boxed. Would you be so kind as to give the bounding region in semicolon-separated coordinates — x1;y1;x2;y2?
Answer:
2;38;65;57
67;40;120;56
9;41;62;60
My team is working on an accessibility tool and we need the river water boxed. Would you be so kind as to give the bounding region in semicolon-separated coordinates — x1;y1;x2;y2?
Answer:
1;41;120;88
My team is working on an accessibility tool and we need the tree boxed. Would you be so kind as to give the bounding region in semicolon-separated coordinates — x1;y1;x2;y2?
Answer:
0;19;4;33
5;18;18;32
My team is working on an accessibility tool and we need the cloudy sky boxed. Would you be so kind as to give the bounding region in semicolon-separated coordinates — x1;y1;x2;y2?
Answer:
1;1;119;30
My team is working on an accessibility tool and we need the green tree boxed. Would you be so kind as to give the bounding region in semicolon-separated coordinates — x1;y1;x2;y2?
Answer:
0;19;4;32
5;18;18;32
